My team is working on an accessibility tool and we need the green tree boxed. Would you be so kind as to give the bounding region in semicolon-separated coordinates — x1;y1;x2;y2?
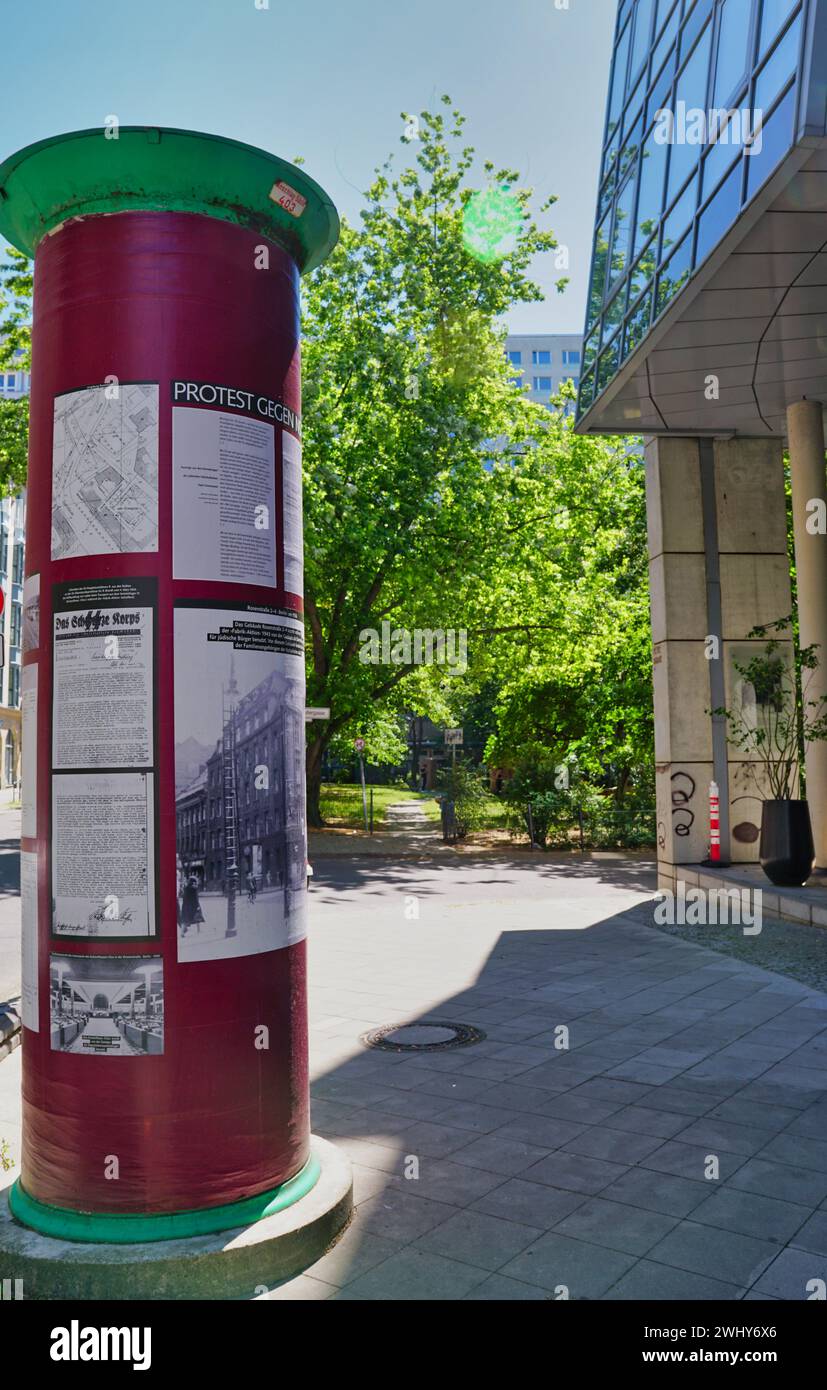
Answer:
300;97;566;824
0;247;33;496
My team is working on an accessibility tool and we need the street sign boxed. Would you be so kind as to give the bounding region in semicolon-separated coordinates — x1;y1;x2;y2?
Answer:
354;737;366;752
305;707;330;721
444;728;463;746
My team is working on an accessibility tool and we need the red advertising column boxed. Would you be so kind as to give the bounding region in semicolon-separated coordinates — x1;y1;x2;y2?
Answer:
0;128;339;1237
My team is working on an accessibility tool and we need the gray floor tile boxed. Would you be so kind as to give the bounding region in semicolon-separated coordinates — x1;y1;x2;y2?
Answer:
494;1115;584;1150
521;1150;629;1194
355;1188;458;1243
729;1157;827;1206
436;1101;521;1134
646;1220;780;1286
603;1260;743;1300
750;1246;827;1300
757;1132;827;1174
673;1117;776;1157
538;1093;624;1124
398;1157;506;1206
561;1126;665;1164
553;1196;679;1255
606;1104;693;1139
689;1187;812;1245
449;1133;549;1176
501;1231;638;1298
390;1120;476;1159
305;1228;402;1289
707;1097;801;1131
415;1208;542;1271
640;1139;746;1182
790;1209;827;1256
342;1249;489;1301
601;1167;712;1217
643;1087;720;1117
469;1177;587;1228
463;1273;551;1300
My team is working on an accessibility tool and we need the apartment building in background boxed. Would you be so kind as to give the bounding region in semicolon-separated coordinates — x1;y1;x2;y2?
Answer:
505;333;583;406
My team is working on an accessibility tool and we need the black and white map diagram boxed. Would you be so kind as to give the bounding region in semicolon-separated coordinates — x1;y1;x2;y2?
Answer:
51;384;159;560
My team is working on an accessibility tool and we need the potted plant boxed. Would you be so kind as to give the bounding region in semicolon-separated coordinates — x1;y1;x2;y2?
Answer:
712;618;827;886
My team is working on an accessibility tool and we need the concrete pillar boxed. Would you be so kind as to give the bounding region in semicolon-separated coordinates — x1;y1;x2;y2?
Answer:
787;400;827;868
646;436;792;889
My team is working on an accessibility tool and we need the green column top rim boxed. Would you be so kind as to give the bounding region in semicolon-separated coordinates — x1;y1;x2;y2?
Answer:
7;1152;321;1244
0;125;340;272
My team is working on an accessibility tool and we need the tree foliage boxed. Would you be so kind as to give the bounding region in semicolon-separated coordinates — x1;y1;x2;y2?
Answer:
0;247;33;497
299;96;571;822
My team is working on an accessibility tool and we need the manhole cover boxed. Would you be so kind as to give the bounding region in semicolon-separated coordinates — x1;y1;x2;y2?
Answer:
360;1021;486;1053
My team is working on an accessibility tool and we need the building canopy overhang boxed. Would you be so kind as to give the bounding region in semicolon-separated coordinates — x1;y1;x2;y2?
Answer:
576;140;827;440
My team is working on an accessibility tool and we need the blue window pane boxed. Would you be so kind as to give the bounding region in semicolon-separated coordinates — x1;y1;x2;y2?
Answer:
745;80;796;200
609;172;638;291
701;110;743;198
760;0;798;52
631;0;657;83
655;230;692;315
696;158;743;265
579;369;596;410
647;47;676;127
563;350;581;364
629;238;657;301
680;0;714;62
533;376;552;391
635;126;668;254
754;14;801;113
620;111;644;181
532;349;551;364
661;171;698;258
651;0;680;78
587;212;612;329
713;0;753;106
607;19;633;140
624;288;654;355
508;350;522;364
604;282;627;333
597;334;621;391
666;21;713;203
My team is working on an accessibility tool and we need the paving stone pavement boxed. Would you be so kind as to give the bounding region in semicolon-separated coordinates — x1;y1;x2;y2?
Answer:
1;849;826;1300
264;855;827;1300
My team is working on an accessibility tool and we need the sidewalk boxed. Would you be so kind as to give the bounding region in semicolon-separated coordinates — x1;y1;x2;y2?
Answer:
2;851;827;1299
310;799;447;858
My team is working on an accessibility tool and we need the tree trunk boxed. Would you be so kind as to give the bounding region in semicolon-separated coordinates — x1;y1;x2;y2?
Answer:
306;735;326;828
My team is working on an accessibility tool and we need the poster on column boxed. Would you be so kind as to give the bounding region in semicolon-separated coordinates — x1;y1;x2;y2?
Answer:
52;578;155;770
172;404;276;586
51;383;159;561
173;601;307;963
21;849;39;1032
21;664;38;838
281;429;303;597
49;953;164;1055
22;573;40;654
51;772;156;939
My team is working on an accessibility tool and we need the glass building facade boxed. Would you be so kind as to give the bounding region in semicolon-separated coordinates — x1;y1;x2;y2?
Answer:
577;0;815;423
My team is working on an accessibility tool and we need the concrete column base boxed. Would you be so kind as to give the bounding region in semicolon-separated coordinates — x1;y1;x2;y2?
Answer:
0;1136;352;1300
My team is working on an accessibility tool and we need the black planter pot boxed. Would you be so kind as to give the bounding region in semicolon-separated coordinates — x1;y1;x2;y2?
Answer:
759;800;814;887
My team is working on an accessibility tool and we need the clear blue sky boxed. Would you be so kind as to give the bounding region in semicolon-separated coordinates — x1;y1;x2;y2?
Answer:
1;0;616;334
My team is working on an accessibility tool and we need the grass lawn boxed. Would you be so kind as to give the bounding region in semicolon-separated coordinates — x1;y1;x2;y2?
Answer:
319;783;441;828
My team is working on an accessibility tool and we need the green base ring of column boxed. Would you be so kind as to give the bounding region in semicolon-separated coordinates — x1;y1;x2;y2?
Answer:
8;1153;321;1245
